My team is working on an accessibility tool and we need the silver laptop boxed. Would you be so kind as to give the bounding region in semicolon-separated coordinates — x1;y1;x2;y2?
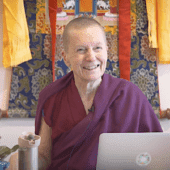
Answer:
96;133;170;170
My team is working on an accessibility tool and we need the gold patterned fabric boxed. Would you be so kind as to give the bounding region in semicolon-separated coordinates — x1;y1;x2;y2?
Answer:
131;0;137;36
109;0;117;7
80;0;93;12
36;0;51;34
146;0;170;64
3;0;32;68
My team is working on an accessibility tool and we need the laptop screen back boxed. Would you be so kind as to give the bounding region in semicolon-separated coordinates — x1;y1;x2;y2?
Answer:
96;133;170;170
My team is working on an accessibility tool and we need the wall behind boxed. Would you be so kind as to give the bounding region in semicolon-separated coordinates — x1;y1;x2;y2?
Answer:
157;64;170;111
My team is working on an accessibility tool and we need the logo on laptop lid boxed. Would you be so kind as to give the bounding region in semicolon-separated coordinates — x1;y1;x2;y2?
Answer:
136;152;151;166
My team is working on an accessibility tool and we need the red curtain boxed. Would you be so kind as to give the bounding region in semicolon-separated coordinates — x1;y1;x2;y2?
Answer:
118;0;131;81
49;0;57;82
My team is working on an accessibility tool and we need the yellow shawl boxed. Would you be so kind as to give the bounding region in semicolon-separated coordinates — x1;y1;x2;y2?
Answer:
146;0;170;64
3;0;32;68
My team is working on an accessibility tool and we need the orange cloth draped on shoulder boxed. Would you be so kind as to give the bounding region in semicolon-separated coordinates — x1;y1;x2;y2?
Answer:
3;0;32;68
146;0;170;64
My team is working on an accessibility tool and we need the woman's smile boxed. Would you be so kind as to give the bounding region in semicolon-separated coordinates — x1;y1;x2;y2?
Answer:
83;64;100;71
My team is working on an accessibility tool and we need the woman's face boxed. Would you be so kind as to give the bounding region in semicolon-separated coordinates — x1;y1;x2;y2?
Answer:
64;25;108;83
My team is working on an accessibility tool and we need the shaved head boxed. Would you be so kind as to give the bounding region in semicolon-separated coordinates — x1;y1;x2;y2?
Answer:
62;16;107;54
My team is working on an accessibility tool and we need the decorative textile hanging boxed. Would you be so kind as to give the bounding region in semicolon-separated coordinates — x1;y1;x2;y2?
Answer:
130;0;161;117
146;0;170;64
3;0;32;68
118;0;131;81
7;0;53;118
6;0;161;118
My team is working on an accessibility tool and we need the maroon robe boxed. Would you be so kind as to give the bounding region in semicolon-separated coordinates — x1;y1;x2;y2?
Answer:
35;71;163;170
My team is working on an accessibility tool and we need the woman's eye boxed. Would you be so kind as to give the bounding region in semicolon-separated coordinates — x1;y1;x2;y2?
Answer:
77;49;85;52
95;47;102;50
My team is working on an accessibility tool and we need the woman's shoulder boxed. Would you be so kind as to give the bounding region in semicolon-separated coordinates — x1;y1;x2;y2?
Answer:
43;83;68;109
39;71;74;100
104;73;138;88
39;72;74;108
104;73;145;97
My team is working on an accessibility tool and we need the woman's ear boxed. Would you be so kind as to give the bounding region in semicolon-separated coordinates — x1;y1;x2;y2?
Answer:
63;51;71;67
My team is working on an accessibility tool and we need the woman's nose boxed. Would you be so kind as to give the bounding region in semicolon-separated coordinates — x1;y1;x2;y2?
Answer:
85;48;96;61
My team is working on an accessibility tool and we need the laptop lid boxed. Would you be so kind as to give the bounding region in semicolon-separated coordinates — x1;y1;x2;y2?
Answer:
96;133;170;170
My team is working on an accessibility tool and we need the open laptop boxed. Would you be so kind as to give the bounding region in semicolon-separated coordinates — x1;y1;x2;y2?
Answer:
96;133;170;170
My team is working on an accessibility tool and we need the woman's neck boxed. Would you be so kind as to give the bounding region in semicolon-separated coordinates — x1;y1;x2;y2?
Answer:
74;76;102;100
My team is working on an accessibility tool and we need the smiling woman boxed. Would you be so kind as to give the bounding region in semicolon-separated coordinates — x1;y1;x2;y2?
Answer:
34;16;163;170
